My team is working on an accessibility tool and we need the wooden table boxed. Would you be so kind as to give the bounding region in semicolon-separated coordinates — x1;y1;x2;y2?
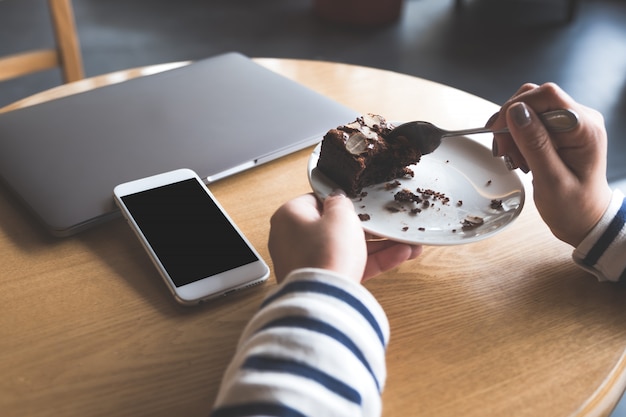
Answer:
2;58;626;417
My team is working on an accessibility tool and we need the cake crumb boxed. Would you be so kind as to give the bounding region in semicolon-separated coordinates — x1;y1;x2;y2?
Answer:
385;180;402;190
394;189;422;204
461;215;484;230
358;213;371;221
402;167;415;178
490;199;503;210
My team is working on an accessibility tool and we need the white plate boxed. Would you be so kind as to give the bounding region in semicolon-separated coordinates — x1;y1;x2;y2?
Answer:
307;134;525;245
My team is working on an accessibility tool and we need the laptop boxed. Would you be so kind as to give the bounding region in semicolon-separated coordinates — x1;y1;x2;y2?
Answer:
0;52;358;237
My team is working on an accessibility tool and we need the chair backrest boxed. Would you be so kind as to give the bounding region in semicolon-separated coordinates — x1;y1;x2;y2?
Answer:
0;0;84;83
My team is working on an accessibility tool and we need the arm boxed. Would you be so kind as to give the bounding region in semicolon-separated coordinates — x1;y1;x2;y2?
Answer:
210;268;389;417
211;192;422;416
572;189;626;282
490;82;625;281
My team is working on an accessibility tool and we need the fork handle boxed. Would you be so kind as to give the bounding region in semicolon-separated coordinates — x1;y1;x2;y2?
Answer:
442;109;579;137
535;108;579;132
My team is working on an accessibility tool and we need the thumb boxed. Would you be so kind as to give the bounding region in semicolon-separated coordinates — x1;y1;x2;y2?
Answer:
323;190;357;220
506;102;569;182
322;189;367;281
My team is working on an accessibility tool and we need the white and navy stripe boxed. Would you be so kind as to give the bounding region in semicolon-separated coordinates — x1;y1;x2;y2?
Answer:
211;402;305;417
211;268;389;417
262;280;386;346
574;190;626;282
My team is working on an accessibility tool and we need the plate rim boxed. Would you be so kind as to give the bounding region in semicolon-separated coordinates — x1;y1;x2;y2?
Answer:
307;133;526;246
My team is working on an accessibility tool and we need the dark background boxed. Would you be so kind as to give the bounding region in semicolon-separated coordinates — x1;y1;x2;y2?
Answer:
1;0;625;183
2;0;626;414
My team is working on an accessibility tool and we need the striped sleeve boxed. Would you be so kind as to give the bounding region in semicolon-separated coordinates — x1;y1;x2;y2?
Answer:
573;189;626;282
210;268;389;417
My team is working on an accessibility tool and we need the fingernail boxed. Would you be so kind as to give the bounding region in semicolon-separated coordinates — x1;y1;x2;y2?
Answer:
510;102;531;128
492;137;499;157
503;155;516;171
329;189;346;197
485;111;499;128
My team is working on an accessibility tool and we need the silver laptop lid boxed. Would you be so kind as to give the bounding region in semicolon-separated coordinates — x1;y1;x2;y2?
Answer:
0;52;358;236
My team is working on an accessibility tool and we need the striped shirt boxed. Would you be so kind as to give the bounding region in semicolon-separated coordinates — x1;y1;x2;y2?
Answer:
211;268;388;417
574;190;626;282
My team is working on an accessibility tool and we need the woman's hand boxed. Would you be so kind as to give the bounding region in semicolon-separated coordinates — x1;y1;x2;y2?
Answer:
490;83;612;246
268;192;422;284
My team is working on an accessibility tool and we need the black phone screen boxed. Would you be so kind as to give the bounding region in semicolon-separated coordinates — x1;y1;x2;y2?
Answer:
121;179;259;287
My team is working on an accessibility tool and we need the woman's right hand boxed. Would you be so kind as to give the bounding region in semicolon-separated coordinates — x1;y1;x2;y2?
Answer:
490;83;612;247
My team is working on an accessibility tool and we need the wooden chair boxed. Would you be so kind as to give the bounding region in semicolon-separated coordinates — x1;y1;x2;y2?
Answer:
0;0;84;84
0;0;189;115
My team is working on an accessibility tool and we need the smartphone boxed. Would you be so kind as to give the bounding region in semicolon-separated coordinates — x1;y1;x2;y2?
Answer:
113;168;269;305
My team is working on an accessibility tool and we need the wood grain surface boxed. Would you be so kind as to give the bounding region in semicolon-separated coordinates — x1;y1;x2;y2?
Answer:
1;58;625;417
